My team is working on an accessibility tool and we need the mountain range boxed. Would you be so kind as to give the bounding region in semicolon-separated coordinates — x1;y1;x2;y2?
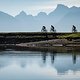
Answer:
0;4;80;32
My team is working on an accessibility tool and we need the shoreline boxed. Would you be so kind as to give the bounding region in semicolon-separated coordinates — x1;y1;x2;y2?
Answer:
17;39;80;47
0;39;80;52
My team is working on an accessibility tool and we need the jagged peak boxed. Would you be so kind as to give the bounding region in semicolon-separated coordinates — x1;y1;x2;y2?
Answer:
37;12;47;16
57;4;69;9
19;11;27;16
15;11;27;18
70;6;78;9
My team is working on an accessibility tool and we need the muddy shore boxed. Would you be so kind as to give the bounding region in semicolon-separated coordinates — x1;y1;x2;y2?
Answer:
0;39;80;52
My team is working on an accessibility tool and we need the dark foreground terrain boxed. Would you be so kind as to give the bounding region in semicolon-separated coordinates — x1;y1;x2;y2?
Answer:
0;32;80;52
0;32;80;44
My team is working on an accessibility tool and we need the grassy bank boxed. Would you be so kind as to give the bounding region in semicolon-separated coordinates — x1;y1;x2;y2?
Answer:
58;32;80;39
0;32;80;44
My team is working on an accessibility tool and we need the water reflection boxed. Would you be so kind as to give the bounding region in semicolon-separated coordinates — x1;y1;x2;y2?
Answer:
72;53;77;64
0;51;80;80
42;52;47;64
51;53;56;64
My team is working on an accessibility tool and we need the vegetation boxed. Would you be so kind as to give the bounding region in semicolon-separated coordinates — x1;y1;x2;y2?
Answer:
0;26;79;44
58;32;80;39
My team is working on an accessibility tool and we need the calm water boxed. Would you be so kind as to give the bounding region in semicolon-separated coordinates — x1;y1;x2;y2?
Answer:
0;51;80;80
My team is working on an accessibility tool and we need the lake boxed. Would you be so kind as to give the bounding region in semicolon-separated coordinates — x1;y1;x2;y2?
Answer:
0;51;80;80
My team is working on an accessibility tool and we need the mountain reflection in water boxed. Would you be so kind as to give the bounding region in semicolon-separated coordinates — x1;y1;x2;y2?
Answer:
0;51;80;80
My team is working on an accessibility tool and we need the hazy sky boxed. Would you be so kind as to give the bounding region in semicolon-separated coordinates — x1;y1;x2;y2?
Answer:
0;0;80;16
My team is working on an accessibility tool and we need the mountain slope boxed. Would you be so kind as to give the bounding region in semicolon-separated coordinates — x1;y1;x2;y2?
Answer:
56;6;80;32
0;4;80;32
48;4;69;24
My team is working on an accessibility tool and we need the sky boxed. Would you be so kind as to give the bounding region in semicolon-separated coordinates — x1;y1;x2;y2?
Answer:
0;0;80;16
